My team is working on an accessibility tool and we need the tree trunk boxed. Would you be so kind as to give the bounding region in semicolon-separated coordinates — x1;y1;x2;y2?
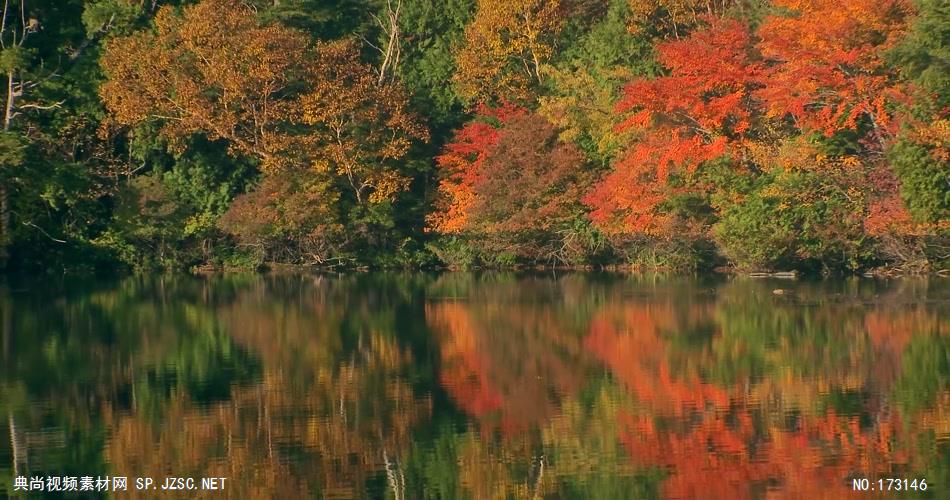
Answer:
0;71;12;269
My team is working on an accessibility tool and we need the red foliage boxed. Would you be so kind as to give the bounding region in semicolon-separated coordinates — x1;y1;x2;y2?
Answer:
428;103;527;234
584;20;761;235
585;302;937;499
429;105;588;259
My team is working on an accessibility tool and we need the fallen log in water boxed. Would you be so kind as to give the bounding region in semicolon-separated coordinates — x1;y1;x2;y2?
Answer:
748;271;799;279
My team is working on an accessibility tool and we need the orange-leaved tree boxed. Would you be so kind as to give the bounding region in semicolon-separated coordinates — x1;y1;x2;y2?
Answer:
429;105;592;262
428;103;527;234
755;0;913;142
755;0;931;267
102;0;429;262
583;19;763;236
100;0;310;171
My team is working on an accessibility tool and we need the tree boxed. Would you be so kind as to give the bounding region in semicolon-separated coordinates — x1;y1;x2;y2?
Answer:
756;0;913;142
887;0;949;225
100;0;311;170
430;107;592;263
626;0;764;39
539;0;659;166
583;20;761;236
713;153;873;270
218;168;343;264
300;39;429;206
0;0;45;267
102;2;429;265
428;103;523;235
453;0;564;104
390;0;474;131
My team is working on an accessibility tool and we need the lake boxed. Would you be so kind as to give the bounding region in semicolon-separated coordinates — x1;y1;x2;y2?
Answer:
1;273;947;498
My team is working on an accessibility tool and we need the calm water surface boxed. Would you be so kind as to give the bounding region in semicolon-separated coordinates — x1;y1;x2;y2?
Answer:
0;273;947;498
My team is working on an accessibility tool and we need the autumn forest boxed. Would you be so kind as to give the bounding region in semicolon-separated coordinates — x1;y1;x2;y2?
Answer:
0;0;946;274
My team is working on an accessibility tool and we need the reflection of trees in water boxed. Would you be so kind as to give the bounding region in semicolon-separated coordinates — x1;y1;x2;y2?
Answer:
107;335;430;499
586;283;948;499
1;274;436;498
427;300;590;435
104;274;433;498
0;276;256;496
425;276;947;498
0;274;946;498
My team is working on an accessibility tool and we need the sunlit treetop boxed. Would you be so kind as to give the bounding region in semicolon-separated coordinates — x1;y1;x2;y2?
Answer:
453;0;564;104
100;0;311;170
756;0;914;139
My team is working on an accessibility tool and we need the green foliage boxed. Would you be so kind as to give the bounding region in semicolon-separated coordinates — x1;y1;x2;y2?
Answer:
541;0;658;166
426;235;481;269
103;174;191;268
714;170;871;272
889;0;950;111
555;0;657;74
889;139;950;223
895;332;948;413
0;132;26;168
254;0;365;39
81;0;148;37
395;0;475;131
0;46;30;72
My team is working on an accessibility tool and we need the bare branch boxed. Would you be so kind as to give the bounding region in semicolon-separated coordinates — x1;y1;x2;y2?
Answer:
17;99;64;111
22;220;66;243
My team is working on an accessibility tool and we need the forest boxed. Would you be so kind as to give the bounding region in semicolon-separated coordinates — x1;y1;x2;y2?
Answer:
0;0;945;274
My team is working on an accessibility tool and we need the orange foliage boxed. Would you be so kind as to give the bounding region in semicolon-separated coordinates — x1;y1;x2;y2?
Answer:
427;301;505;421
756;0;913;139
585;303;730;414
584;20;760;235
426;297;590;436
100;0;309;169
102;1;426;210
427;103;529;234
585;298;945;499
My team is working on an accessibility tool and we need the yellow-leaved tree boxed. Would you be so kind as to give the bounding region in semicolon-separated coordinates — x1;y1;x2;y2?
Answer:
301;40;429;205
453;0;564;104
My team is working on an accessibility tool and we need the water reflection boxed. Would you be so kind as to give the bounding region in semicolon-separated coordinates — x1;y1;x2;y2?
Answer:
0;274;946;498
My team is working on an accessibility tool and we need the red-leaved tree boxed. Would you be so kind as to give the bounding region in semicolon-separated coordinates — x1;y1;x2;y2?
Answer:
584;20;763;236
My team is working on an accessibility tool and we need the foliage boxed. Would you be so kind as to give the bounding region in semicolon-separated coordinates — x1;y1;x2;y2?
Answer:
300;39;429;206
627;0;766;38
714;165;872;271
540;0;659;165
0;0;946;273
430;108;599;264
584;19;760;237
453;0;564;104
756;0;913;140
394;0;475;131
218;169;343;265
100;0;311;169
